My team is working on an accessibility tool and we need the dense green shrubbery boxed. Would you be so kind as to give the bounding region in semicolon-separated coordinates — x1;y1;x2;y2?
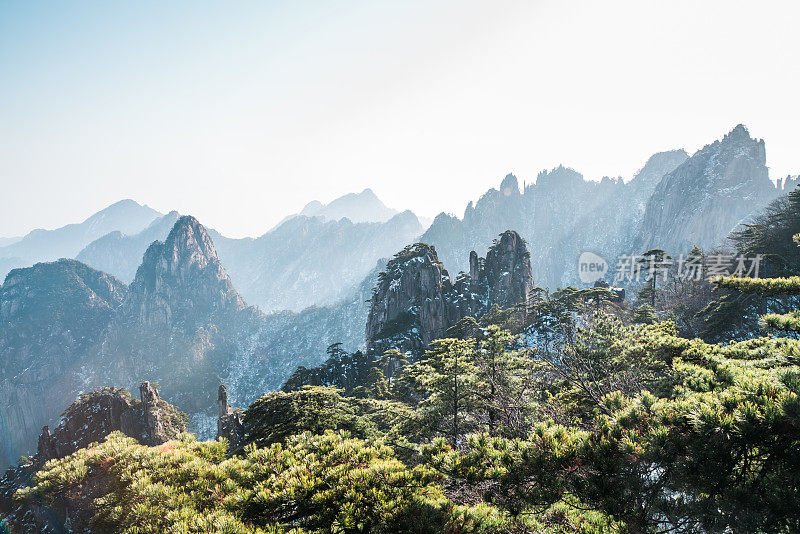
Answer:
18;304;800;532
17;430;620;533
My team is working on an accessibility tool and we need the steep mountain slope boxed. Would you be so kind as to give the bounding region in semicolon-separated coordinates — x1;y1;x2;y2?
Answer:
0;260;127;468
0;200;162;280
633;124;776;253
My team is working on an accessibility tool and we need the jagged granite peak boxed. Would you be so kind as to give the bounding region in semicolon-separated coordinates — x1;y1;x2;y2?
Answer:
481;231;534;311
365;232;535;355
633;124;776;254
499;173;521;197
365;243;458;354
124;215;245;326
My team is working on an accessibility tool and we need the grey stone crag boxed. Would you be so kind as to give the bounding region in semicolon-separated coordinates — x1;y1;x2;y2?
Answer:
216;384;243;448
34;382;185;465
0;383;186;534
365;230;534;355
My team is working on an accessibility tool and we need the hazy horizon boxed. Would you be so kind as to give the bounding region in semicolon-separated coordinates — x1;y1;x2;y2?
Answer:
2;1;799;238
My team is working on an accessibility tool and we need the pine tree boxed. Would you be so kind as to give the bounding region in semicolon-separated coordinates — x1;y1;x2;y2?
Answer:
404;338;479;445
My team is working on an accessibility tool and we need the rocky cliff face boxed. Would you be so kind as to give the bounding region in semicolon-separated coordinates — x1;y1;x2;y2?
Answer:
480;231;535;311
365;231;533;354
365;243;462;354
633;124;776;254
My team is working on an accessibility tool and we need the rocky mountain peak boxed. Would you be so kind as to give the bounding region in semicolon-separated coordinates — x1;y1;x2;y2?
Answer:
126;216;245;326
163;215;219;269
634;125;775;254
482;230;534;311
725;123;751;141
365;243;455;354
366;232;535;355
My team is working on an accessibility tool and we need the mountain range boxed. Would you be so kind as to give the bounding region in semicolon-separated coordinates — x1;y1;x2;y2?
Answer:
0;124;797;468
0;215;374;467
422;125;796;288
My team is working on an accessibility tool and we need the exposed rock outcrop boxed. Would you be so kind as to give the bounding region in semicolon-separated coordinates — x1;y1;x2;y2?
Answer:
481;231;535;311
34;382;185;466
365;231;534;355
0;383;186;533
365;243;464;354
216;384;243;448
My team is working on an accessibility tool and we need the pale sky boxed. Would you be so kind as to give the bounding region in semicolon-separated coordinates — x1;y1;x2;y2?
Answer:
1;0;799;238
